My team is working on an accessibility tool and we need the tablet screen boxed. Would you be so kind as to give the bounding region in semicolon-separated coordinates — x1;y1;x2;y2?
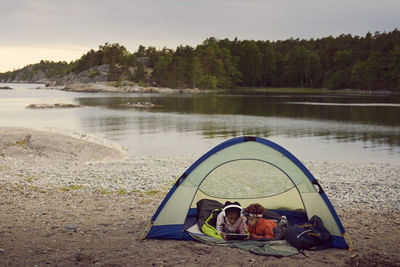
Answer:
225;233;248;240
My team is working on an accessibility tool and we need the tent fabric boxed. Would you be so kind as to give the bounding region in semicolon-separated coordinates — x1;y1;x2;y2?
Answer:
146;136;349;249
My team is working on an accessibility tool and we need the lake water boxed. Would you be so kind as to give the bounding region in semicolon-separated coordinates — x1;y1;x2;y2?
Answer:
1;83;400;163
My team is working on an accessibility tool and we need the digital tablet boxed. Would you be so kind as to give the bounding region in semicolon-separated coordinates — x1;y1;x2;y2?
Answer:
225;233;248;240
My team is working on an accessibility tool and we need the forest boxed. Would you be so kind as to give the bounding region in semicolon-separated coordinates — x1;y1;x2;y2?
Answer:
1;29;400;91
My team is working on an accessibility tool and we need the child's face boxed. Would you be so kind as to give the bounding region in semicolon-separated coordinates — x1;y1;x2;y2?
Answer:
248;216;260;227
226;212;239;224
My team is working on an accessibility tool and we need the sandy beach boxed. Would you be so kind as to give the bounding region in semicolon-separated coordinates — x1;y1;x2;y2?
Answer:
0;127;399;266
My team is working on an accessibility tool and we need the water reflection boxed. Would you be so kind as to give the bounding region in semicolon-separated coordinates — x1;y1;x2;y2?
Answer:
77;93;400;126
76;94;400;150
1;87;399;162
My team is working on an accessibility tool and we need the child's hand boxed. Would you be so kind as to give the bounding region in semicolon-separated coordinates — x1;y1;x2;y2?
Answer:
221;232;227;240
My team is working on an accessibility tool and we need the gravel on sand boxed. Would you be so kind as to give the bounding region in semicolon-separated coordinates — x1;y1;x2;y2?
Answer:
1;127;399;266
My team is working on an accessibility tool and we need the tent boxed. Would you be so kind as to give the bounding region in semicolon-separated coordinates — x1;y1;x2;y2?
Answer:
143;136;350;249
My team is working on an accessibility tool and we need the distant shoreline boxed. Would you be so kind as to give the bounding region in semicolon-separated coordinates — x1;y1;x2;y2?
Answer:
2;81;399;95
1;81;210;94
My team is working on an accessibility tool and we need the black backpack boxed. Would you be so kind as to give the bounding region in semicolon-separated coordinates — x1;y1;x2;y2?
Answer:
285;215;332;250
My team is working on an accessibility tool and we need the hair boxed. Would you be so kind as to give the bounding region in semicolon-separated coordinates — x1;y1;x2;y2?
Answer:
224;201;241;216
244;203;266;215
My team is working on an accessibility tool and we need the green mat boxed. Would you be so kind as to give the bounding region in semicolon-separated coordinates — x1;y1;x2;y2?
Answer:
186;224;298;257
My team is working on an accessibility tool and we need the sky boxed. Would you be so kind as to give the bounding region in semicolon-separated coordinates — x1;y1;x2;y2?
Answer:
1;0;399;72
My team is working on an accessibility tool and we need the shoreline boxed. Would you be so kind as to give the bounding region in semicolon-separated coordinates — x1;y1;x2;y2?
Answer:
1;126;399;265
47;82;210;94
5;81;400;95
1;126;399;212
2;81;211;94
2;154;399;213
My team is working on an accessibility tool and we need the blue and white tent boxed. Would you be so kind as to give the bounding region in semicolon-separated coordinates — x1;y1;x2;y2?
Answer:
143;136;350;249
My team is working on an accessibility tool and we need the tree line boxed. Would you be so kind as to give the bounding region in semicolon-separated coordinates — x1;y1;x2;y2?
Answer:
1;29;399;91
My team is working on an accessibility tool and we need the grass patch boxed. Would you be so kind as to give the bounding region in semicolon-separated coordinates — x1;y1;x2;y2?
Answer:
25;176;35;182
145;190;161;196
112;79;123;88
28;185;46;193
160;180;175;191
130;189;142;193
139;199;153;205
15;139;27;147
99;188;111;195
15;134;31;148
88;68;99;78
0;165;10;171
59;184;83;192
117;189;127;195
70;184;83;190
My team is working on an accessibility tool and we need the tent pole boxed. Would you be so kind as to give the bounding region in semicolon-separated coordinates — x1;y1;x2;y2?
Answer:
344;232;354;251
139;220;153;241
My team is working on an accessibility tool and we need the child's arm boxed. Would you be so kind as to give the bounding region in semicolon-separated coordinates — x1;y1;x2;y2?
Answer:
215;213;224;234
248;222;266;240
238;217;248;234
216;213;227;240
265;220;278;239
250;219;276;240
250;232;272;240
220;232;227;240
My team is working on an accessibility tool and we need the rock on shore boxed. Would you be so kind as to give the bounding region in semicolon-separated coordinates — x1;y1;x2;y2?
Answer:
61;82;205;94
26;103;81;109
120;102;159;108
0;127;128;164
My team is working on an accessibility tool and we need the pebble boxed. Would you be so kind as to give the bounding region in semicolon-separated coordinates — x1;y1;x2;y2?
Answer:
0;156;399;213
64;224;77;231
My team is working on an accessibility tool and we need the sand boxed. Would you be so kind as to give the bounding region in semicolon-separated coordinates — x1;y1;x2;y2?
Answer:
0;127;399;266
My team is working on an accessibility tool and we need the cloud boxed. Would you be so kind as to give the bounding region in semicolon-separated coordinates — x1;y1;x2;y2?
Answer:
0;0;399;71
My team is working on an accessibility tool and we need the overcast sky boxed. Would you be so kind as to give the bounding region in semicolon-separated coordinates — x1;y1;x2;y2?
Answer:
1;0;399;72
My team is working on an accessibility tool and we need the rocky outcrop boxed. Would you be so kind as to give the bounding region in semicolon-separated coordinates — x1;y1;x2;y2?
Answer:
59;65;110;85
63;82;123;93
120;102;159;108
1;64;110;86
58;82;205;94
1;62;207;94
26;103;81;109
0;126;128;164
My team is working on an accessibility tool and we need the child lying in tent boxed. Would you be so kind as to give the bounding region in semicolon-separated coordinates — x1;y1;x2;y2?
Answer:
216;201;248;240
244;203;281;240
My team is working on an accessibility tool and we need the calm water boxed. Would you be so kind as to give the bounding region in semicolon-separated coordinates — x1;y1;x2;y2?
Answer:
1;83;400;163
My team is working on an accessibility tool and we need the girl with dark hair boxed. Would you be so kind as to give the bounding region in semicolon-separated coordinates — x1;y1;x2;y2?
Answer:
216;201;247;240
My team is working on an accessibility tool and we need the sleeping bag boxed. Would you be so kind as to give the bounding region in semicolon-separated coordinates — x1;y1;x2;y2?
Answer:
196;199;224;239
